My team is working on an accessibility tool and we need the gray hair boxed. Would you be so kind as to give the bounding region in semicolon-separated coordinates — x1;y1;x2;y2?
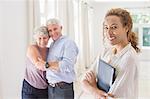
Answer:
33;26;49;39
46;18;61;26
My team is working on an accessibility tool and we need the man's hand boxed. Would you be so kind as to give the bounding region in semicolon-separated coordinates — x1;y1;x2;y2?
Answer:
37;58;59;72
49;61;59;71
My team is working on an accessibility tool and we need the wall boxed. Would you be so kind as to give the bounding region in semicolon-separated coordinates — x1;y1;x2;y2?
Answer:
0;0;28;99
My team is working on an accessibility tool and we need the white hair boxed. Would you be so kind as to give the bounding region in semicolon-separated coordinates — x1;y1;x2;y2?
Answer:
33;26;49;39
46;18;62;26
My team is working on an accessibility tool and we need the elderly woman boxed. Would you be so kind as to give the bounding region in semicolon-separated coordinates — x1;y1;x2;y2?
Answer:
22;26;50;99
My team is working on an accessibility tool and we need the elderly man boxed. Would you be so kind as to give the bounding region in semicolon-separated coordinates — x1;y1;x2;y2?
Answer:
45;18;78;99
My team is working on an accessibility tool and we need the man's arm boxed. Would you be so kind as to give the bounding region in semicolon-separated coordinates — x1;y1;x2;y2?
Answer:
44;40;78;72
50;40;78;72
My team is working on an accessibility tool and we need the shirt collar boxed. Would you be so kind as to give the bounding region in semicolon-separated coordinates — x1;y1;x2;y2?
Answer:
112;43;131;58
53;35;65;43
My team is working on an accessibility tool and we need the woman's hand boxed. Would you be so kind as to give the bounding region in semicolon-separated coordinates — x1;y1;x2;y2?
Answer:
94;90;115;99
93;88;108;99
107;93;115;99
84;71;108;99
35;58;46;71
85;71;97;87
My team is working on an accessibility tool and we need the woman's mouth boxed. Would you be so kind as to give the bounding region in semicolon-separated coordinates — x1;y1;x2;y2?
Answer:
108;36;116;41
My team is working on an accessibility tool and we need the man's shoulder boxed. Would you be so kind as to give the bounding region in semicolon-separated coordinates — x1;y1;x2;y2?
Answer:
62;36;75;44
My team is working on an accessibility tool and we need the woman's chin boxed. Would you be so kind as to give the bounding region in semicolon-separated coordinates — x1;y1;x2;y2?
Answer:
109;41;116;46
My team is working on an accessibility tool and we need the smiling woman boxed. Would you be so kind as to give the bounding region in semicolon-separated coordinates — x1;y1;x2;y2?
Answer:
22;26;49;99
103;15;129;46
81;8;140;99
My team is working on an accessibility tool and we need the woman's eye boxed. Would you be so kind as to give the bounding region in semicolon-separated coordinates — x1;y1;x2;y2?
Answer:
48;30;52;33
104;27;108;30
43;37;47;40
111;26;117;29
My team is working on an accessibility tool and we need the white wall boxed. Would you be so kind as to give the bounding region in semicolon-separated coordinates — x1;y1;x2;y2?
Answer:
0;0;28;99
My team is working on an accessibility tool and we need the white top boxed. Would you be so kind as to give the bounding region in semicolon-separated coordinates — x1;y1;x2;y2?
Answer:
90;43;138;99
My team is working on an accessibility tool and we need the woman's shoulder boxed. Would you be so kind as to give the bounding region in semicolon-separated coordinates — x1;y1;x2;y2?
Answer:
27;44;39;55
28;44;38;50
127;46;138;58
121;47;138;65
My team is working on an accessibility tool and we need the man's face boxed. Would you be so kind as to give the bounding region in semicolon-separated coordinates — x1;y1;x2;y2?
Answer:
47;24;62;41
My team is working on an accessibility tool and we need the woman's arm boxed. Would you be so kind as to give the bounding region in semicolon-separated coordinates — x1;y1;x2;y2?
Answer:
38;58;59;72
108;56;138;98
27;45;46;71
81;71;108;99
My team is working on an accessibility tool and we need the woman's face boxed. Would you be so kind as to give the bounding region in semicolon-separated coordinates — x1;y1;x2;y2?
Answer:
104;15;128;46
36;34;49;48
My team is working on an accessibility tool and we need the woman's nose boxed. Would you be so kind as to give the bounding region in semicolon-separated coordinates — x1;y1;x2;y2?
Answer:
40;39;44;43
107;28;113;35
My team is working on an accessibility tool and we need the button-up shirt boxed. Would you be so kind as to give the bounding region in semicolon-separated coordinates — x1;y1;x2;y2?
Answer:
90;43;138;99
46;35;79;84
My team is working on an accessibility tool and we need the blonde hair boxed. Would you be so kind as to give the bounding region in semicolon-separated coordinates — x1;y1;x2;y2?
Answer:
104;8;140;53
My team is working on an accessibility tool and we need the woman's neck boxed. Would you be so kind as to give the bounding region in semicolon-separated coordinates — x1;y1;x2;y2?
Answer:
38;47;47;52
113;41;129;54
